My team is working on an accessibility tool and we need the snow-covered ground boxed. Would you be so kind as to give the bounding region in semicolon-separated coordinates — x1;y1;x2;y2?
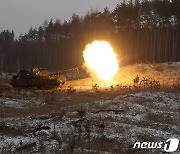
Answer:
0;91;179;153
0;97;45;108
0;62;179;153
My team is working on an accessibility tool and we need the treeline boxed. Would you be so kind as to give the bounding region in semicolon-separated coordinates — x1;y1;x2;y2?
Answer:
0;0;180;72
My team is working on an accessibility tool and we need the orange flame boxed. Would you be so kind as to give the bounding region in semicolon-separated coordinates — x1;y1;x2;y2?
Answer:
83;40;119;81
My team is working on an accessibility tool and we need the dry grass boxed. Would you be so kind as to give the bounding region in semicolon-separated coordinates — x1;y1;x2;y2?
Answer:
0;63;179;153
92;136;118;152
133;97;152;105
0;121;26;136
154;64;164;72
136;133;156;142
146;112;175;124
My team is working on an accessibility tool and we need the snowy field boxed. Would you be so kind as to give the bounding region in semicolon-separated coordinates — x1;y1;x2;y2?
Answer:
0;62;179;153
0;91;179;153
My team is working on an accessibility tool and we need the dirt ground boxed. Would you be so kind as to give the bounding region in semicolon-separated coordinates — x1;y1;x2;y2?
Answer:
0;62;180;118
0;62;179;153
0;83;148;117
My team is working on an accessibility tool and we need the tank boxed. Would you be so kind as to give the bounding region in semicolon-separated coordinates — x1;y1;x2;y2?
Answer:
11;68;65;89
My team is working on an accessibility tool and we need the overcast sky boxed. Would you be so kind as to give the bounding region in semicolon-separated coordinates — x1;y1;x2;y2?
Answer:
0;0;122;36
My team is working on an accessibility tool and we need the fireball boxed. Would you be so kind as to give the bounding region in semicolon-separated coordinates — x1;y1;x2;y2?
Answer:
83;40;119;81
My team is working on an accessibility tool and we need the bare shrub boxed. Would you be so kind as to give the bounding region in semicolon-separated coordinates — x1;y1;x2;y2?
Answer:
155;64;164;72
136;133;155;142
146;112;174;124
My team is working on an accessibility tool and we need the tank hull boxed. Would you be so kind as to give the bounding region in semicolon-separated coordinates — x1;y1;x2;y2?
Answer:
11;78;60;88
10;68;65;89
